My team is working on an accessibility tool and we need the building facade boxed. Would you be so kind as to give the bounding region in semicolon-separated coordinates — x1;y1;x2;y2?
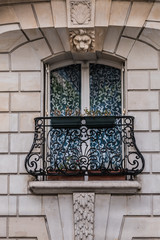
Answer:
0;0;160;239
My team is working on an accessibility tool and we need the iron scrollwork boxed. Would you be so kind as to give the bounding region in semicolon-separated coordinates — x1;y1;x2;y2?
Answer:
25;116;145;180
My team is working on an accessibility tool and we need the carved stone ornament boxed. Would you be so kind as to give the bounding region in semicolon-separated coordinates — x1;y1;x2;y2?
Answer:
70;1;91;25
70;29;95;52
73;193;95;240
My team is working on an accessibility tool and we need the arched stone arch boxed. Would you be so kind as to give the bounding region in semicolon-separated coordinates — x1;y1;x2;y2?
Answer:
0;0;160;61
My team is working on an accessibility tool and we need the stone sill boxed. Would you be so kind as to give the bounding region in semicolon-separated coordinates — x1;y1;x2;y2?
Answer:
29;181;141;194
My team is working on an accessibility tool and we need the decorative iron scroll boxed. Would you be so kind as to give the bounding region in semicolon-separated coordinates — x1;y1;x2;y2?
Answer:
25;116;145;180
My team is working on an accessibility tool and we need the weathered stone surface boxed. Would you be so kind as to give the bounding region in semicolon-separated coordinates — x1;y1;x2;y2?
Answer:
0;218;6;237
146;21;160;30
0;155;17;173
9;175;32;194
128;71;149;90
10;133;34;153
0;175;8;194
51;0;67;27
128;111;149;131
128;91;159;110
128;41;158;69
123;26;141;38
0;23;19;34
11;93;40;112
116;37;134;58
0;6;18;24
139;174;160;193
0;54;9;70
0;113;18;132
95;0;111;27
11;43;41;70
150;71;160;89
142;153;151;173
103;26;122;53
95;27;106;51
0;30;27;52
94;194;110;240
34;2;53;27
20;72;41;91
152;154;160;173
43;196;63;240
153;196;160;215
9;217;49;240
109;1;130;26
13;4;37;29
58;194;74;240
151;112;160;131
20;113;39;132
0;196;16;215
0;93;9;112
127;2;152;27
0;72;19;91
23;28;43;40
57;28;70;52
148;2;160;21
126;195;151;215
30;39;51;60
0;134;8;153
135;132;160;152
19;196;42;215
140;28;160;49
120;217;160;239
106;196;126;240
42;28;64;54
19;154;27;173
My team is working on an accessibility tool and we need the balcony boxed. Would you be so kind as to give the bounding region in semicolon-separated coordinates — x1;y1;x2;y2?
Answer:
25;116;145;181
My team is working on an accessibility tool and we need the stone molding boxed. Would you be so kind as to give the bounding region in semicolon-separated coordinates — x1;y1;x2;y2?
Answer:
73;193;94;240
29;181;141;194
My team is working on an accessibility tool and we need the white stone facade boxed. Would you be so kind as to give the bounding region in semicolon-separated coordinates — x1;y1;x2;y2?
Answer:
0;0;160;239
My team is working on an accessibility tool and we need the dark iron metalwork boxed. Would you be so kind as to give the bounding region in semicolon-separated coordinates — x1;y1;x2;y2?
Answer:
25;116;145;180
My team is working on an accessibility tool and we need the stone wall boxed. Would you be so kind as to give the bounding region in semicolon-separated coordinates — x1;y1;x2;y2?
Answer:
0;0;160;239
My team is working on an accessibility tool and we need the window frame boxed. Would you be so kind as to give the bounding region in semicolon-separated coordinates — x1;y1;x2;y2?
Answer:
44;59;125;117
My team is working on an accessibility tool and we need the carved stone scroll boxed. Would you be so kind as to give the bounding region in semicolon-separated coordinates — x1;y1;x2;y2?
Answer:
73;193;95;240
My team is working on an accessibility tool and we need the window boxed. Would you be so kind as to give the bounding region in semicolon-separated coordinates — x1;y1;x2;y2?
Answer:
25;60;145;180
49;62;122;117
47;62;123;172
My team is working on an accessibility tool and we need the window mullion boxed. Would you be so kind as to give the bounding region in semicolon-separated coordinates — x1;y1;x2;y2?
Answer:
81;62;90;114
44;64;50;117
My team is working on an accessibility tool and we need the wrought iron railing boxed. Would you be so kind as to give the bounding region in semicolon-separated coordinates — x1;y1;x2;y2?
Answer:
25;116;145;180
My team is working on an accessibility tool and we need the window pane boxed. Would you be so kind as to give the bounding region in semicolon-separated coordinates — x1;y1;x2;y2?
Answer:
90;64;122;170
50;64;81;116
90;64;121;115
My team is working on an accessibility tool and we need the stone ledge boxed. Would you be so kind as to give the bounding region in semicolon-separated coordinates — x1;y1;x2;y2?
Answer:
0;0;50;4
29;181;141;194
